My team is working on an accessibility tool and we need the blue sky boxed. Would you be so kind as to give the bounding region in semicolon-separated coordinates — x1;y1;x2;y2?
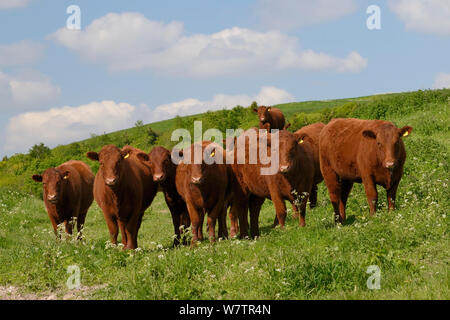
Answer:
1;0;449;157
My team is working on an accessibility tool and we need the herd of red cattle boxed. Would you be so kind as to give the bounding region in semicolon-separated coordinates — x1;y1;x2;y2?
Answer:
32;106;413;249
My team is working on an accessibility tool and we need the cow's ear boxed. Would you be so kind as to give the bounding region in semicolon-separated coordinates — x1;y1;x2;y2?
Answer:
362;130;377;139
252;107;258;113
86;152;99;161
32;174;43;183
294;132;308;144
399;126;413;138
267;107;271;112
171;148;183;157
63;171;70;180
121;147;133;159
136;152;149;162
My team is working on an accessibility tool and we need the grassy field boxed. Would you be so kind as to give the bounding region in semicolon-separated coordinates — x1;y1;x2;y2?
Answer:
0;89;448;300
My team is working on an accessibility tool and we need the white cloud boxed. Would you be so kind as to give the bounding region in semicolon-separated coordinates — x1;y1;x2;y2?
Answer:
152;86;294;121
0;70;61;110
50;12;367;76
4;101;136;154
0;0;31;9
0;41;44;66
255;0;358;31
388;0;450;35
3;86;295;154
432;72;450;89
297;50;367;73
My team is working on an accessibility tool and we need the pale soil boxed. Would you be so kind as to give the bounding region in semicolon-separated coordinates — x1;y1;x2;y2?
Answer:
0;284;107;300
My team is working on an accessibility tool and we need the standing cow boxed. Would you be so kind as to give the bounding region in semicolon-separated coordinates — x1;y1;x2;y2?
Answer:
294;122;326;208
32;160;94;238
253;106;286;131
319;118;413;223
175;141;233;245
135;146;190;246
229;129;315;238
87;145;157;249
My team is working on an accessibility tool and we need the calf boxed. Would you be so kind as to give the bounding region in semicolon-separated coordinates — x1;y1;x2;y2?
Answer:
135;146;190;246
229;129;315;238
319;118;413;223
253;105;286;130
294;122;325;208
87;145;157;249
32;160;94;238
175;141;233;245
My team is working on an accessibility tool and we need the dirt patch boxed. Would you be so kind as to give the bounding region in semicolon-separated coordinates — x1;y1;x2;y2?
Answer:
0;284;107;300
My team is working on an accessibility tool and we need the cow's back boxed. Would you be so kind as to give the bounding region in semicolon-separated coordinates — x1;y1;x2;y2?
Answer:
320;118;394;180
296;122;325;184
269;107;286;130
57;160;94;213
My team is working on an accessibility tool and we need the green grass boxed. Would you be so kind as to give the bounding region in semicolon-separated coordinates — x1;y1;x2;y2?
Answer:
0;89;449;299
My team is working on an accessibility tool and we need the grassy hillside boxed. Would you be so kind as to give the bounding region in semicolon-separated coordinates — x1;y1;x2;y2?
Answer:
0;89;449;299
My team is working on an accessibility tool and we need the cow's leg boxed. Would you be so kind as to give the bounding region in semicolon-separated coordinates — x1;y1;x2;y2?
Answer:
387;180;400;211
322;166;343;224
166;200;182;247
339;180;353;222
362;176;378;216
218;203;228;240
180;208;190;245
104;214;119;245
207;206;218;243
230;186;250;239
171;212;182;247
117;219;128;246
125;210;145;250
228;186;246;238
76;211;87;240
269;188;287;229
297;192;309;227
186;201;201;246
273;201;298;227
309;184;318;209
197;209;205;241
64;219;73;236
272;214;279;228
249;196;265;238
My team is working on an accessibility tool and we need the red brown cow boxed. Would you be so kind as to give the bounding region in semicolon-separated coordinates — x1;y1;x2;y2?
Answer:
253;106;286;130
135;146;190;246
32;160;94;238
294;122;326;208
87;145;157;249
175;141;233;245
319;118;413;223
228;129;315;238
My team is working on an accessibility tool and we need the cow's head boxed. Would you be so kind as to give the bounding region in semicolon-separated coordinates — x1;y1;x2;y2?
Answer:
275;131;300;174
136;146;172;183
183;142;223;185
32;168;70;204
363;124;413;169
87;145;130;187
253;106;272;124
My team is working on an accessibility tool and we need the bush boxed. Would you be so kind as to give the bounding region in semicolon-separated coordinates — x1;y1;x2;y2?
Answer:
28;143;51;159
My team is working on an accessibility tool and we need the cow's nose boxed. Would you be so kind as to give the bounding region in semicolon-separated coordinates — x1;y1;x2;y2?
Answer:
191;176;202;185
260;117;265;122
280;165;290;173
153;173;165;182
385;161;395;169
47;194;57;203
105;178;117;186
